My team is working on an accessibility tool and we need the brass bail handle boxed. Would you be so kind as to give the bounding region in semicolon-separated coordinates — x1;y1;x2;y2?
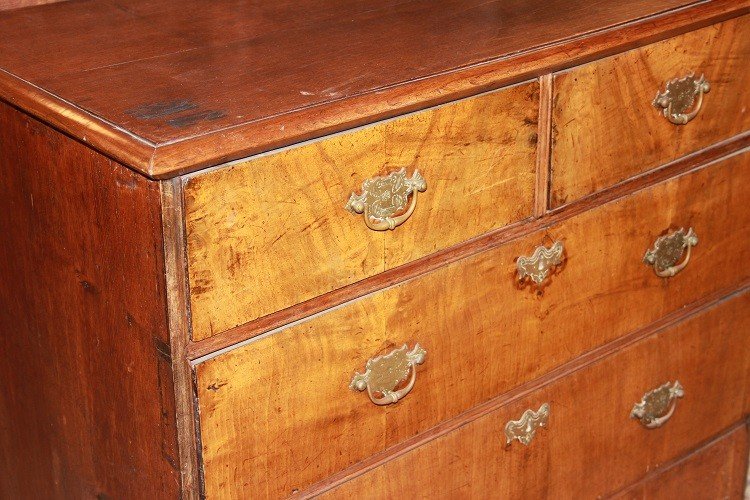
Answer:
653;74;710;125
631;381;684;429
345;168;427;231
643;227;698;278
350;344;427;406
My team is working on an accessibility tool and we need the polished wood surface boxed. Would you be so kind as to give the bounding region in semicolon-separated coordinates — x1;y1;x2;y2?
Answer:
195;151;750;498
613;424;748;500
0;0;747;177
184;84;538;339
188;135;750;360
1;3;748;497
0;101;180;497
551;15;750;207
320;290;750;498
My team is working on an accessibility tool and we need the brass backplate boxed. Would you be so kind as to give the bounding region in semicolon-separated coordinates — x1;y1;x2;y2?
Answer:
643;227;698;276
345;168;426;219
631;381;684;428
517;241;564;285
505;403;550;446
350;344;426;404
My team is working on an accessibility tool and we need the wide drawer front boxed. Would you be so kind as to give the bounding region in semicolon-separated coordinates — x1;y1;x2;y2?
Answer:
613;424;748;500
195;151;750;498
551;15;750;207
184;83;539;340
321;290;750;498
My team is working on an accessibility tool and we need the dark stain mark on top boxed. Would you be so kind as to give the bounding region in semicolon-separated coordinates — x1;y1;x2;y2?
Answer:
166;109;226;128
125;100;198;120
79;279;99;295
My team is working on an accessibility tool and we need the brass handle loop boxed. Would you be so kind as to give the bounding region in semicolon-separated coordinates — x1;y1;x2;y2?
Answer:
643;227;698;278
653;74;710;125
631;381;684;429
346;168;427;231
350;344;426;406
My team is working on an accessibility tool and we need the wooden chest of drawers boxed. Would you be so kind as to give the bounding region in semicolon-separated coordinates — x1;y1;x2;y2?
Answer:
0;1;748;498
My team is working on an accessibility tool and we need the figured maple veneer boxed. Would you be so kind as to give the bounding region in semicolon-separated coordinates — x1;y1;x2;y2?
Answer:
195;151;750;498
322;290;750;498
613;425;749;500
551;15;750;207
184;83;539;340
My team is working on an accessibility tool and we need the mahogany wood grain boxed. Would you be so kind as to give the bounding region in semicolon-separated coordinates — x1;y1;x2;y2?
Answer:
188;134;750;360
612;424;749;500
0;101;180;497
320;290;750;499
551;14;750;207
184;84;538;340
194;151;750;498
0;0;747;177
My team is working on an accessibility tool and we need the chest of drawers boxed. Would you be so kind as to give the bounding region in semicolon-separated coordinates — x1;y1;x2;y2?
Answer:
0;1;748;498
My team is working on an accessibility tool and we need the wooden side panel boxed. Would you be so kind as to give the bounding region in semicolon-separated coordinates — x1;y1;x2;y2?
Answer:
614;425;749;500
322;290;750;498
184;83;538;339
0;102;180;497
196;151;750;498
551;15;750;207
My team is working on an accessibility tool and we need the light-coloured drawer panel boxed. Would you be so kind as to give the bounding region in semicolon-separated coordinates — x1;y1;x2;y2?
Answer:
323;290;750;498
195;151;750;498
551;15;750;207
184;82;539;340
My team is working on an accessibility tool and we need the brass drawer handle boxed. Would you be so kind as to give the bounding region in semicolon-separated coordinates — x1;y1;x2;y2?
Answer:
517;241;564;285
350;343;426;405
643;227;698;278
653;74;710;125
505;403;549;446
345;168;427;231
631;381;684;429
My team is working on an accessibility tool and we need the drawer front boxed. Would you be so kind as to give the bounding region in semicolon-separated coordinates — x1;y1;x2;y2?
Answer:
184;83;539;340
613;425;748;500
195;151;750;498
551;15;750;207
322;290;750;498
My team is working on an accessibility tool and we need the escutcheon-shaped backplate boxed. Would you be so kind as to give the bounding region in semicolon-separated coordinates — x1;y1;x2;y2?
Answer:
517;241;564;285
504;403;550;446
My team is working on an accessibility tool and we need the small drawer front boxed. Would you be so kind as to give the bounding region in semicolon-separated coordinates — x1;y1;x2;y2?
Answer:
613;425;748;500
184;83;539;340
322;290;750;498
550;15;750;207
195;151;750;499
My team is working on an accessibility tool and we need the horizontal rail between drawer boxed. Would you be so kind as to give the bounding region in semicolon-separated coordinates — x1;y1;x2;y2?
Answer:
186;132;750;361
299;282;750;498
601;420;749;499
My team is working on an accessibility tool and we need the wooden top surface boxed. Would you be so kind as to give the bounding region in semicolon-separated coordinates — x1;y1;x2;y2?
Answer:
0;0;747;178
